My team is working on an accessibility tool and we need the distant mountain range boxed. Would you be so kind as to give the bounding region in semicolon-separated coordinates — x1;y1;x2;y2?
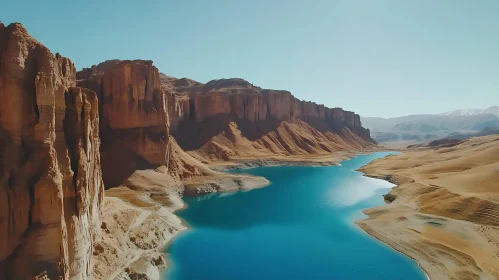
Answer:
440;106;499;117
362;106;499;143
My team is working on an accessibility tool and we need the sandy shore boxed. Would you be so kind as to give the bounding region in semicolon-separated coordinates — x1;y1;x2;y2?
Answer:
209;147;383;171
91;168;270;280
356;135;499;280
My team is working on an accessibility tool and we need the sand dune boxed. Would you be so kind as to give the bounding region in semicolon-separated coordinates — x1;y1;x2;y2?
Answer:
357;135;499;280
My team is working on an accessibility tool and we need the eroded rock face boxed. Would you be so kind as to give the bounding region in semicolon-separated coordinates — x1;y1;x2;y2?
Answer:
63;87;104;279
161;77;373;150
79;62;373;173
166;78;368;135
0;23;103;279
78;60;203;187
77;60;166;130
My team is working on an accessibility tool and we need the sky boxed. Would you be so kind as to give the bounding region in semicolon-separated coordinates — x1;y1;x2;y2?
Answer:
2;0;499;118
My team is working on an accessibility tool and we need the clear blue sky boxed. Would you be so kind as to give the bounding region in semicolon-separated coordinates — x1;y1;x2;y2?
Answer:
2;0;498;117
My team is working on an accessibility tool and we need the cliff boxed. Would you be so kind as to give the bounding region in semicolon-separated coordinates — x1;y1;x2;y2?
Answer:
77;62;374;167
0;23;103;279
161;75;374;160
171;78;365;130
77;60;206;188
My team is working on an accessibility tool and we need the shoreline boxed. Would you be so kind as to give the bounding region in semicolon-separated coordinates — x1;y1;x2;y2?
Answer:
164;149;433;280
209;148;384;172
355;213;431;280
94;169;270;280
160;212;192;277
160;148;385;279
355;136;499;280
96;147;388;280
353;171;437;280
163;149;432;280
160;151;365;278
352;156;431;280
354;169;448;280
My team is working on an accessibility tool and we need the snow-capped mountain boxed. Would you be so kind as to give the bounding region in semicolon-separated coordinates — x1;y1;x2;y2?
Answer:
440;106;499;117
362;106;499;143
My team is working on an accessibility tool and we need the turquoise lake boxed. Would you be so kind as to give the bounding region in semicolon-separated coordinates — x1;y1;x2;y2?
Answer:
164;152;427;280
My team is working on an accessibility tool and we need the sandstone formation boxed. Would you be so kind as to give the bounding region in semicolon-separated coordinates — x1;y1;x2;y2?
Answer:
77;60;205;188
174;78;365;127
79;64;374;164
165;77;370;146
77;60;374;187
160;75;374;161
0;23;103;279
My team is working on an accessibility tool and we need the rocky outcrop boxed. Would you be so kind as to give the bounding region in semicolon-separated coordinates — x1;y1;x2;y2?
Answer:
77;60;166;131
0;23;103;279
77;60;204;187
427;138;465;148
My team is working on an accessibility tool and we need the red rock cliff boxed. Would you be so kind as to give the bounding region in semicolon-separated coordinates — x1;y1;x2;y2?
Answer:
77;60;167;130
163;77;372;151
171;78;364;131
0;23;103;279
79;63;372;163
77;60;203;187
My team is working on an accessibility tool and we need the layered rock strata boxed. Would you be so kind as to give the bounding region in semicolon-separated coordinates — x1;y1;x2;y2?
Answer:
165;78;371;148
171;78;364;128
0;23;103;279
162;76;374;158
77;60;205;188
78;62;373;167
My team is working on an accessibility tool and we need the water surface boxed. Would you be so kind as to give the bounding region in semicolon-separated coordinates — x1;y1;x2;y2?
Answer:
165;152;426;280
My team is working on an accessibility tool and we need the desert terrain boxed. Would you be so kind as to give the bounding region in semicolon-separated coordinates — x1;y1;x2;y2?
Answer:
357;135;499;280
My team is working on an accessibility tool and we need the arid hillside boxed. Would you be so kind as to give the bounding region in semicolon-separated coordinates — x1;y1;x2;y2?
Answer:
358;134;499;280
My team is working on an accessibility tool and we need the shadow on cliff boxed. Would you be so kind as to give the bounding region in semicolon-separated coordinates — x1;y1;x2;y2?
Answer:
100;136;153;189
172;113;352;151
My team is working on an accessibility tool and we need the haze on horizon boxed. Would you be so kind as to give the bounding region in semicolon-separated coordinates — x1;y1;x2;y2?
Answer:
2;0;498;118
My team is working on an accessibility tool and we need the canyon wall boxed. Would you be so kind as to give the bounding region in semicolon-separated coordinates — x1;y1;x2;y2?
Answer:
163;77;372;151
77;60;167;131
77;60;204;188
78;62;373;164
171;78;364;130
0;23;103;279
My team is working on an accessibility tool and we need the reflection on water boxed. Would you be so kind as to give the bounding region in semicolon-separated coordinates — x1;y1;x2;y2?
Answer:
328;176;394;207
165;152;426;280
